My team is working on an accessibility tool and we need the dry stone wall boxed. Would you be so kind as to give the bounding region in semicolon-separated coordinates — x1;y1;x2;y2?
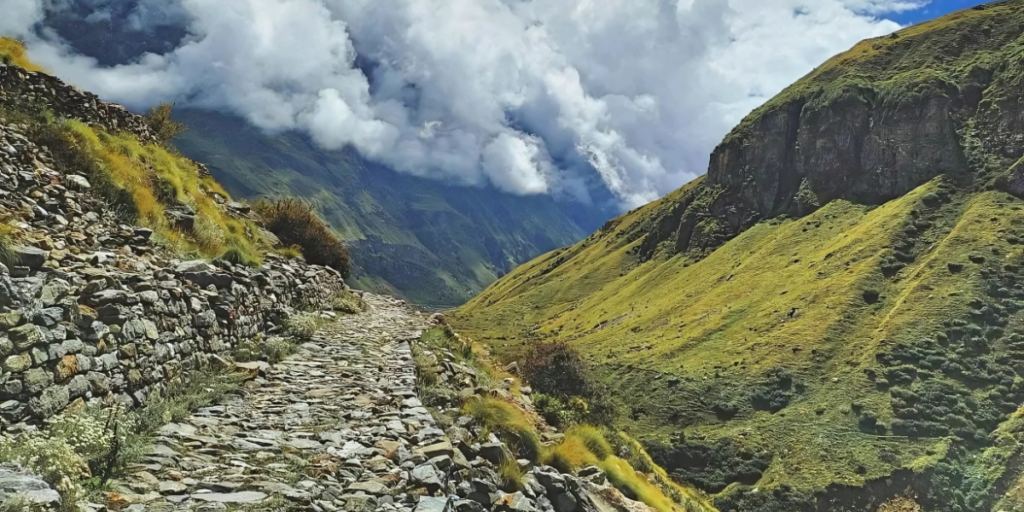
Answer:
0;63;346;428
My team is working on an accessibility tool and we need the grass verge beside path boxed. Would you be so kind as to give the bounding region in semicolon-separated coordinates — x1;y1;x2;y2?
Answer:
414;326;717;512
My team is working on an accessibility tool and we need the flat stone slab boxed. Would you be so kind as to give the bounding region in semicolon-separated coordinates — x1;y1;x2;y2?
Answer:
190;491;267;503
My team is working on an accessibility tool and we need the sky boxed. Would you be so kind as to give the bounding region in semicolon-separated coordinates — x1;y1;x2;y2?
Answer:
885;0;987;23
0;0;991;209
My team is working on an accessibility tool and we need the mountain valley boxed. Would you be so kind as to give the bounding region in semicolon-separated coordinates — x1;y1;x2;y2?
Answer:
452;2;1024;510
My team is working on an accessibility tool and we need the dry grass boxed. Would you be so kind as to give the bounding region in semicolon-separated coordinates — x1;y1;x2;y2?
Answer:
0;37;46;73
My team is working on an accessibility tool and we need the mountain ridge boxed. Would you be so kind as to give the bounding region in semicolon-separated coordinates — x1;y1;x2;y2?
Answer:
451;2;1024;510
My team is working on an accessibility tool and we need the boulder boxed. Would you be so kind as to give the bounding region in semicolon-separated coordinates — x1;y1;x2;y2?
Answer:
13;246;46;270
0;463;61;507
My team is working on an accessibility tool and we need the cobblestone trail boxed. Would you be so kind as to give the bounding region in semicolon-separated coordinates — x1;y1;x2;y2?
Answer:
107;294;438;512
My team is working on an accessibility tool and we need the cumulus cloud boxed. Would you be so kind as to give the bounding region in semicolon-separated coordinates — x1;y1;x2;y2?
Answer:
10;0;920;207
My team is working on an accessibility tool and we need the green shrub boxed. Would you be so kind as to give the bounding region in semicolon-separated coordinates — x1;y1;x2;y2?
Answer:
332;288;366;314
285;312;327;340
219;246;253;267
253;198;351;277
145;103;187;144
234;335;296;364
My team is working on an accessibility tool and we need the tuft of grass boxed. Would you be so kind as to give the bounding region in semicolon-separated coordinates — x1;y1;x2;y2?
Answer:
285;312;328;340
233;335;297;365
462;396;542;462
498;456;527;492
599;456;678;512
566;425;613;460
545;434;599;473
220;245;260;267
0;37;46;73
331;288;366;314
278;244;304;260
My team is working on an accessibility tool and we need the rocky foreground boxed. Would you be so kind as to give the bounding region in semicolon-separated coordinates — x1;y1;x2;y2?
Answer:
2;294;654;512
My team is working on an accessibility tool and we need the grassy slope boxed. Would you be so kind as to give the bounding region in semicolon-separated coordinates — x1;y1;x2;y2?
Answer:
455;176;1024;496
451;3;1024;505
172;110;599;306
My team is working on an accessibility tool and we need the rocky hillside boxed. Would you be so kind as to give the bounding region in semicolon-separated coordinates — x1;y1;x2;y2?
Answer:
0;41;709;512
452;2;1024;511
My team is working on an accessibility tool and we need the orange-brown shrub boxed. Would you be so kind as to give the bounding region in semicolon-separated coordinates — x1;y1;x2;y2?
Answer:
254;198;351;277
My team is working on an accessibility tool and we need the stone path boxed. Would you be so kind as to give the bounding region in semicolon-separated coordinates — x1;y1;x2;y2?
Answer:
103;294;439;512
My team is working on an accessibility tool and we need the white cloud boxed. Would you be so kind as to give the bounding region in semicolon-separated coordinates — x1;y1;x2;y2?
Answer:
9;0;917;208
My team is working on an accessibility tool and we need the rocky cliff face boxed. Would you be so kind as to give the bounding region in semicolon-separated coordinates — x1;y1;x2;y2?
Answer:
638;0;1024;261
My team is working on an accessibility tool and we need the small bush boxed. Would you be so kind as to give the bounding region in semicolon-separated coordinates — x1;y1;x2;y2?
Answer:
285;312;328;340
145;103;187;144
221;245;261;267
518;341;591;398
332;288;366;314
253;198;351;277
234;335;296;365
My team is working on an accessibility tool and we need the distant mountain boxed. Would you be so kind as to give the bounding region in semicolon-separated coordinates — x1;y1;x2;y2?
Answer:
452;2;1024;511
172;110;606;306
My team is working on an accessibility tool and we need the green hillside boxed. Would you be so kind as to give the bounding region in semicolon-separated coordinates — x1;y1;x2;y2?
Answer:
452;2;1024;510
172;110;603;306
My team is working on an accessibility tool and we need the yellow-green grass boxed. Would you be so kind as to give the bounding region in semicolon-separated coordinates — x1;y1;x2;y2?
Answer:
0;37;46;73
452;177;1024;495
62;119;266;263
460;395;715;512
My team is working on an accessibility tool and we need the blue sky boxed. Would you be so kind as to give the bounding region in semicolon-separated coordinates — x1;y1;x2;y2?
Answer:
886;0;989;25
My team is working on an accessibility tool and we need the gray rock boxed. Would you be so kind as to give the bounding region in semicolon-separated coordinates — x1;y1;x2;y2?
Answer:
551;492;577;512
28;385;68;418
479;443;514;465
9;324;44;350
13;246;46;270
22;367;53;394
494;492;536;512
64;174;91;190
1;353;31;373
415;497;449;512
411;464;442;493
0;463;61;506
176;260;214;273
190;491;267;503
347;480;390;495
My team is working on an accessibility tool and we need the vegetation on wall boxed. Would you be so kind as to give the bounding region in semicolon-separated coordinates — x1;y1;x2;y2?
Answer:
253;198;352;277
